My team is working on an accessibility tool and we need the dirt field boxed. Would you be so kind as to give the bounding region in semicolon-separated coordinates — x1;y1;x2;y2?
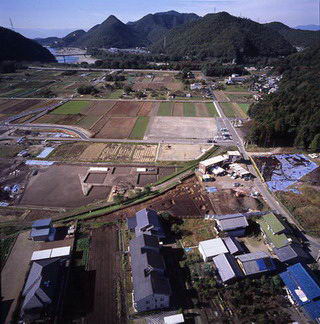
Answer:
172;103;183;116
0;99;42;114
85;226;124;324
158;144;212;161
83;101;116;116
95;117;137;139
80;143;107;161
196;103;210;117
213;91;230;102
20;165;111;207
146;117;217;139
108;101;142;117
137;102;155;116
131;144;157;162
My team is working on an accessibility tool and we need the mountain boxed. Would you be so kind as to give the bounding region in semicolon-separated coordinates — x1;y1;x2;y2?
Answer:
265;22;320;47
0;27;56;62
248;45;320;149
61;29;86;46
34;36;61;46
73;15;145;48
295;24;320;31
129;10;200;44
151;12;295;59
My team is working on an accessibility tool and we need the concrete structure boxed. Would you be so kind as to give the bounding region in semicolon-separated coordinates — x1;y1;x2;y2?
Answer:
198;238;229;262
213;253;243;283
129;234;171;312
236;252;276;276
280;263;320;323
214;213;249;237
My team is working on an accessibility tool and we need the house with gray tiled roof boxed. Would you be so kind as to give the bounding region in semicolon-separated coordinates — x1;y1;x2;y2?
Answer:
21;256;69;321
129;234;171;312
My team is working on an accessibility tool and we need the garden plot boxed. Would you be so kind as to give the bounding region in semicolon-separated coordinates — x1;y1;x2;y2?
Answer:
146;117;217;140
116;145;136;161
158;144;211;161
80;143;107;161
131;145;157;162
99;144;121;160
253;154;319;192
0;99;42;114
83;101;116;116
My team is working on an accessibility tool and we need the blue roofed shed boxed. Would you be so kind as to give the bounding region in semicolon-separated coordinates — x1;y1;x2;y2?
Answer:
32;218;52;229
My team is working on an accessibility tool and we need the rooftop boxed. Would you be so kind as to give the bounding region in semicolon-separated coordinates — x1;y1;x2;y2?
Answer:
200;155;229;167
216;215;249;231
213;253;243;282
274;244;310;262
32;218;52;228
279;263;320;307
199;238;229;258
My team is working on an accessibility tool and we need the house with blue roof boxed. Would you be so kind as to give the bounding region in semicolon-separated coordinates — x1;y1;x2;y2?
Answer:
280;263;320;323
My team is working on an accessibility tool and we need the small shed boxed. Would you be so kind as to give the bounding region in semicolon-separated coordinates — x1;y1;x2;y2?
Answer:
164;314;185;324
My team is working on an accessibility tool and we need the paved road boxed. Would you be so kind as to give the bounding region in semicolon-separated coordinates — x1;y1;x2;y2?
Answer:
213;100;320;258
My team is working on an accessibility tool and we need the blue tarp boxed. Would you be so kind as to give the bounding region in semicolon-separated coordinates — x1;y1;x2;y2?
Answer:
302;300;320;322
266;154;318;192
256;259;267;271
37;147;55;158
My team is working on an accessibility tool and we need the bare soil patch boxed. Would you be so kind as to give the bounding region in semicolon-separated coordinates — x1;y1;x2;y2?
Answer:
196;103;209;117
108;101;142;117
173;103;184;116
95;117;137;139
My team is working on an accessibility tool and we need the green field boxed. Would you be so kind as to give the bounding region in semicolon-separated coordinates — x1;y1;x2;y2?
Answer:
158;102;173;116
206;103;219;117
225;84;248;92
129;117;150;139
183;103;196;117
107;89;123;99
238;103;250;114
52;100;89;114
220;102;236;118
77;116;100;129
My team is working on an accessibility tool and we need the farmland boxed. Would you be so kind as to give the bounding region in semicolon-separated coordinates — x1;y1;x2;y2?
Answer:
157;102;218;117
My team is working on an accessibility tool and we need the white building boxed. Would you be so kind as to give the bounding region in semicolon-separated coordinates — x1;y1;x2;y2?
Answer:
199;155;229;174
198;238;229;262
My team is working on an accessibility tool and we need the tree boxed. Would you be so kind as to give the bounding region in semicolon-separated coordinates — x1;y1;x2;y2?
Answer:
309;134;320;152
77;85;99;95
124;85;133;94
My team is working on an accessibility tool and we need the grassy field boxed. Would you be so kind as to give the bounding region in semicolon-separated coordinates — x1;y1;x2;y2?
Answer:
77;116;100;129
0;145;21;158
220;102;236;118
238;103;250;114
225;84;249;92
129;117;149;139
52;100;89;114
183;102;196;117
206;103;219;117
106;89;123;99
158;102;173;116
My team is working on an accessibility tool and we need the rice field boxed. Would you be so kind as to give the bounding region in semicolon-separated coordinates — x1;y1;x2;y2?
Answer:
50;101;90;114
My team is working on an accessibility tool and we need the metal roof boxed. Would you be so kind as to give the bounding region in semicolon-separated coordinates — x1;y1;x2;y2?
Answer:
236;251;269;262
302;300;320;323
217;216;249;231
199;238;229;258
51;246;71;258
129;234;171;302
164;313;185;324
240;257;276;276
274;244;310;262
222;237;243;255
127;216;137;230
31;249;52;261
200;155;229;167
279;263;320;306
134;208;164;237
213;253;243;282
32;218;52;228
30;228;50;238
258;212;285;234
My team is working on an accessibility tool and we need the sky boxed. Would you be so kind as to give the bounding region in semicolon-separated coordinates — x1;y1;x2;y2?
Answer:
0;0;319;38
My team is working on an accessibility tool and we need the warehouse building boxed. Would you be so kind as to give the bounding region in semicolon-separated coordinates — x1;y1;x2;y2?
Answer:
30;218;55;242
236;252;276;276
213;253;243;283
213;213;249;237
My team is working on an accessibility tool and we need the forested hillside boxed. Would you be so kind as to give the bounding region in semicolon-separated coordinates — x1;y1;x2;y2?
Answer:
151;12;295;60
248;45;320;149
265;22;320;48
0;27;56;62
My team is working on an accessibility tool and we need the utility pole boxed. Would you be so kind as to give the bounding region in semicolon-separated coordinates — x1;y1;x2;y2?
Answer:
9;18;14;31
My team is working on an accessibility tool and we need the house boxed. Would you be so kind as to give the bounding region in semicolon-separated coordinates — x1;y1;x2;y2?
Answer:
199;155;229;174
30;218;55;242
21;256;69;321
280;263;320;323
214;213;249;237
213;253;243;283
129;234;171;312
164;313;185;324
127;208;165;238
227;151;242;163
273;244;311;264
236;251;276;276
257;213;293;249
229;163;252;179
198;238;229;262
222;237;243;255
